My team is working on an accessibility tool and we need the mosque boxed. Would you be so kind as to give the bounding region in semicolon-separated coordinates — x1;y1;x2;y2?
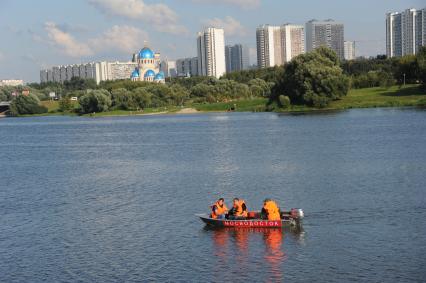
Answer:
130;46;165;83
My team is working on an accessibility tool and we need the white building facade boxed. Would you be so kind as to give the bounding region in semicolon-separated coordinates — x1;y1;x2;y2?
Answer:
197;27;226;78
344;41;356;60
256;24;305;68
281;24;305;63
0;79;24;86
386;8;426;57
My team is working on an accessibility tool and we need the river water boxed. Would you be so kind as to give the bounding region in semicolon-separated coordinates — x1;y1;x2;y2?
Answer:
1;109;425;282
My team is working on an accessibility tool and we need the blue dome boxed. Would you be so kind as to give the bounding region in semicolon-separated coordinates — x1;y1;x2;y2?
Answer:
131;69;139;78
144;69;155;78
139;47;155;59
155;71;165;80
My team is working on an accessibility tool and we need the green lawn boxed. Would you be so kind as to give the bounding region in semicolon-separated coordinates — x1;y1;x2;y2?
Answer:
330;85;426;109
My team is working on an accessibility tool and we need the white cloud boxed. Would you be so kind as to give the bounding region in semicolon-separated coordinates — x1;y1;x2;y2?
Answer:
45;22;93;57
87;0;188;34
89;25;149;54
43;22;149;58
204;16;247;36
193;0;260;9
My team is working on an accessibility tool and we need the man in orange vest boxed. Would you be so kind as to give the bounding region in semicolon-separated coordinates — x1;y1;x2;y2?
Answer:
228;198;248;219
210;198;228;219
261;199;281;221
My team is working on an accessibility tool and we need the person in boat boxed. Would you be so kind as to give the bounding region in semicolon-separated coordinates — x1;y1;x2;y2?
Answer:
261;199;281;221
227;198;248;220
210;198;228;219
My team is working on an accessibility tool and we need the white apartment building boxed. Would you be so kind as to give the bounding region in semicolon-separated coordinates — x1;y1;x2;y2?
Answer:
281;24;305;63
197;27;226;78
0;79;24;87
386;8;426;57
256;25;281;68
256;24;305;68
306;19;345;60
40;61;137;84
344;41;356;60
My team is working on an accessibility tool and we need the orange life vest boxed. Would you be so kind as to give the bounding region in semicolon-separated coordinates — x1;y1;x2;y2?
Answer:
211;201;228;219
263;200;281;220
234;200;248;217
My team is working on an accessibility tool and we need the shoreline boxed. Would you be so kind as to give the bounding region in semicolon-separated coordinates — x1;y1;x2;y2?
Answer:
2;105;425;119
3;85;426;118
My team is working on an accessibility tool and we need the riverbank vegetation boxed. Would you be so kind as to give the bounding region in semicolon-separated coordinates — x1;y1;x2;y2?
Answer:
2;47;425;116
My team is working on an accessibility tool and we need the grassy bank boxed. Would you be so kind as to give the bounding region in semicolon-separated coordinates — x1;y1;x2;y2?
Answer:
22;85;426;118
330;85;426;109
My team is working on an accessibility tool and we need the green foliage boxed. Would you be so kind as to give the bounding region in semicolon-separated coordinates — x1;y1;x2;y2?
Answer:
111;88;134;110
278;95;291;108
248;78;271;97
78;90;112;113
272;47;350;108
58;98;73;112
417;47;426;89
64;77;97;92
10;94;48;115
132;87;152;108
222;66;284;84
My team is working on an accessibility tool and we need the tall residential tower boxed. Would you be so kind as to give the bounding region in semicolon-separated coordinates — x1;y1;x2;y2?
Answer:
386;8;426;57
225;44;250;73
197;28;226;78
256;24;305;68
305;19;345;60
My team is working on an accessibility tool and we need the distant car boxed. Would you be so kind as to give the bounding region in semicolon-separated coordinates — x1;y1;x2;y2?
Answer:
70;97;78;101
53;97;59;101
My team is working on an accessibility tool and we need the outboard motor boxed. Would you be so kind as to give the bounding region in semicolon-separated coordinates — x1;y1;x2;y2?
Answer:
291;208;304;219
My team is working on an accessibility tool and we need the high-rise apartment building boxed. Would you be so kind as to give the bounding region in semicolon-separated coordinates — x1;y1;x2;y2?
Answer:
280;24;305;63
176;57;199;77
225;44;250;73
256;24;305;68
344;41;356;60
40;61;137;84
386;8;426;57
197;27;226;78
305;19;345;60
256;25;281;68
160;60;177;78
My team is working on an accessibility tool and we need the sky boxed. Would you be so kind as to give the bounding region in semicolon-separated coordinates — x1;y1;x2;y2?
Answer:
0;0;424;83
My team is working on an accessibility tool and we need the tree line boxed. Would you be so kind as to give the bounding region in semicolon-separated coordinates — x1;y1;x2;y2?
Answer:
3;46;425;115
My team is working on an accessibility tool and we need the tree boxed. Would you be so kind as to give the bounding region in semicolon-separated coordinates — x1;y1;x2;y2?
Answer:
132;87;152;109
278;95;291;108
78;90;111;113
59;98;73;112
417;46;426;89
111;88;134;110
248;78;271;97
272;47;350;108
9;94;48;115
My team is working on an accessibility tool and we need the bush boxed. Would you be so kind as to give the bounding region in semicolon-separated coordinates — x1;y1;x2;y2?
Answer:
78;90;112;113
59;98;73;112
278;95;291;108
10;94;48;115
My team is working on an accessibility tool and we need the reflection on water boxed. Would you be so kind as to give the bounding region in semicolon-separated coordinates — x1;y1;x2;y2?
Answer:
205;226;304;281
